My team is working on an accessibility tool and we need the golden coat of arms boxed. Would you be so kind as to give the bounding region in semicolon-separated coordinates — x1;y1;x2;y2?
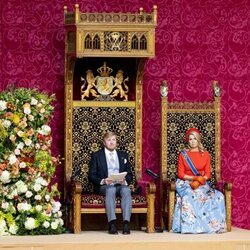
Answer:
80;62;129;101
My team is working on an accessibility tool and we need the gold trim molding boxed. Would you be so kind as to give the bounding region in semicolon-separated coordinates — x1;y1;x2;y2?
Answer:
73;101;135;107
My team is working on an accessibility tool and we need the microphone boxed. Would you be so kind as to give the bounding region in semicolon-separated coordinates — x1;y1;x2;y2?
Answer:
145;168;159;179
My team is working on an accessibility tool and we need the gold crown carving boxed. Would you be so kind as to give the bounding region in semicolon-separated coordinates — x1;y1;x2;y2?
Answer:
97;62;113;77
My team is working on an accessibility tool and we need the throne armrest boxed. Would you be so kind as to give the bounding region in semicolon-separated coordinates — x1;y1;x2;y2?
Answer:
162;180;176;191
215;180;232;192
136;180;156;197
73;181;83;194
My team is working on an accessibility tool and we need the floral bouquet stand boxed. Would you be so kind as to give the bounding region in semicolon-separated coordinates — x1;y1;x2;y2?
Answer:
0;88;64;235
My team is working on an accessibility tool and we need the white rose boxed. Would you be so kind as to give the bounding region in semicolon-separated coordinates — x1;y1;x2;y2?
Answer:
8;154;17;165
35;143;40;149
19;162;26;169
51;221;58;230
40;108;45;114
28;115;34;121
17;131;24;137
33;183;41;192
25;191;33;198
0;170;11;184
23;103;31;115
41;179;48;186
35;205;43;212
43;221;50;228
57;211;62;217
52;201;61;213
34;194;42;200
30;98;38;105
24;217;36;230
2;120;11;128
17;203;24;211
17;142;24;149
35;177;43;184
38;125;51;136
17;202;31;212
1;202;9;210
45;195;50;202
0;100;7;111
24;138;32;146
16;184;28;194
37;103;42;108
14;148;21;155
58;218;64;226
9;224;18;235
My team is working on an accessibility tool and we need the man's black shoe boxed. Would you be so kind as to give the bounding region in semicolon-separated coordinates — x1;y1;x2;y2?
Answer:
108;220;118;234
122;221;130;235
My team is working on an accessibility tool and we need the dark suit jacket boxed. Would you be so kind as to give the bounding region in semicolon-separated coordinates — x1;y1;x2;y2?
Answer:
88;148;133;193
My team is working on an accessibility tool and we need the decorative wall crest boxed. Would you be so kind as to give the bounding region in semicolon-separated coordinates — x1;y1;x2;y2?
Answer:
80;62;129;101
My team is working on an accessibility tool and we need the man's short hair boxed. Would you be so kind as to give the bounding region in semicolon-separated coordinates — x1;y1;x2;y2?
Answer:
103;131;116;141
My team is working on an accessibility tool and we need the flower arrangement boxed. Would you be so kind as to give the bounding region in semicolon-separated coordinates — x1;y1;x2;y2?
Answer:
0;87;64;235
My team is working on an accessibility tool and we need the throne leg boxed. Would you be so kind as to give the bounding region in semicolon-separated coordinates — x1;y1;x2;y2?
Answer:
74;192;82;233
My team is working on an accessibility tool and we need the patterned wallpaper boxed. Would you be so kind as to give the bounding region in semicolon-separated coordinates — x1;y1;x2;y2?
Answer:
0;0;249;229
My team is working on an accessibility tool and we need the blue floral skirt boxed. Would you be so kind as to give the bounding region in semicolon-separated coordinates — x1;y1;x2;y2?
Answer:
172;179;226;234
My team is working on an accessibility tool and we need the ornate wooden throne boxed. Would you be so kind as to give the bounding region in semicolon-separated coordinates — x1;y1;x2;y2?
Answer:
160;80;232;231
64;5;157;233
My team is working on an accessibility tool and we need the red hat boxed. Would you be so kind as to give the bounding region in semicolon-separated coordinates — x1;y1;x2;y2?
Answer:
185;128;201;142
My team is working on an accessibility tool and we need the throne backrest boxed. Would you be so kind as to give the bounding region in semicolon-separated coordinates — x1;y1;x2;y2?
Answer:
72;105;137;193
161;81;221;185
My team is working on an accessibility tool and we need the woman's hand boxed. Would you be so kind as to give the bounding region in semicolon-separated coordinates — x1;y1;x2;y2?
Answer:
190;180;200;189
193;176;206;185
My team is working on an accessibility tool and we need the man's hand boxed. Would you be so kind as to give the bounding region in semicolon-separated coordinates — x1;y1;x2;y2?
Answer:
117;178;125;185
104;178;113;185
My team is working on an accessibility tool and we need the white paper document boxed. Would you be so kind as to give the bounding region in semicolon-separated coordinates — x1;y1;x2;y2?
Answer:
108;172;127;182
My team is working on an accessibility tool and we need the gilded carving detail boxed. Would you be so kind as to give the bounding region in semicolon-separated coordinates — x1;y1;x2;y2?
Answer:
80;62;129;101
104;32;128;51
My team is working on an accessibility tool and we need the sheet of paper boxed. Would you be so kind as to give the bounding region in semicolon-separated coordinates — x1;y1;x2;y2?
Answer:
108;172;127;182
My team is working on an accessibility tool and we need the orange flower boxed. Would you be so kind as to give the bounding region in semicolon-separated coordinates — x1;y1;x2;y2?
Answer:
27;128;34;136
5;112;13;119
0;163;7;170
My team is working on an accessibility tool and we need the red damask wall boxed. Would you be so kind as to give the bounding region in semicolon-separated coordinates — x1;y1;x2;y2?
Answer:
0;0;249;229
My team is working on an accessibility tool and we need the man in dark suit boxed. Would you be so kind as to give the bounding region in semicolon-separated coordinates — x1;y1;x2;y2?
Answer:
88;131;133;235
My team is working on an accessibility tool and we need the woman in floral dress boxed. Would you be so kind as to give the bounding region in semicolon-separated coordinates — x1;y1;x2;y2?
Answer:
172;128;226;234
